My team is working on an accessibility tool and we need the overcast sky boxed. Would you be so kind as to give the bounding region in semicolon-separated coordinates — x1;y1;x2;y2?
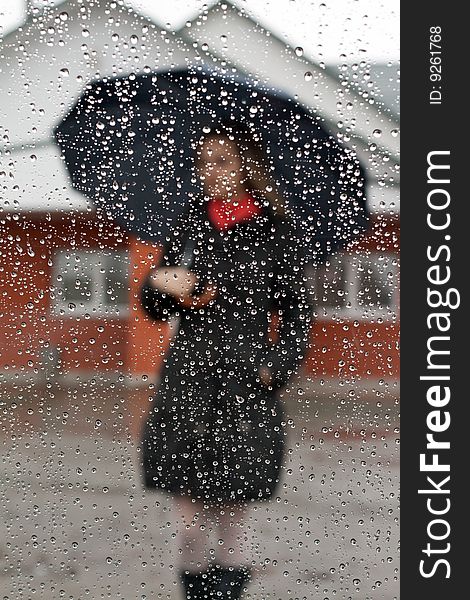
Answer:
1;0;399;64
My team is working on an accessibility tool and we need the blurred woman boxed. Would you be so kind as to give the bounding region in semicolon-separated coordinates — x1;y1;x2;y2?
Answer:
140;124;313;599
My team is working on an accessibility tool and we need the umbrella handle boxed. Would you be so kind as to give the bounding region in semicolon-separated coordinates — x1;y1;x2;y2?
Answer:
176;238;219;308
175;281;218;309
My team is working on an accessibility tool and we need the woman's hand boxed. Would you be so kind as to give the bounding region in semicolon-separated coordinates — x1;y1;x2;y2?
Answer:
149;266;218;309
258;365;273;387
149;266;198;300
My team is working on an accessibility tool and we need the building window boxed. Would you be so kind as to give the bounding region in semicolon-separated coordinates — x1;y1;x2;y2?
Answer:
51;249;129;317
310;252;399;320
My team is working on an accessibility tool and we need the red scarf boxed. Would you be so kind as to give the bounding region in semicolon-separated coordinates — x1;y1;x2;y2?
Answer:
207;194;263;231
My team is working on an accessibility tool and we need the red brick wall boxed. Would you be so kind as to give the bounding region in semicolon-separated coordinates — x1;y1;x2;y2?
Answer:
0;213;399;381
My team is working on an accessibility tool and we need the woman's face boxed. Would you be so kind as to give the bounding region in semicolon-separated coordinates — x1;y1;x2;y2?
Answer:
197;135;246;200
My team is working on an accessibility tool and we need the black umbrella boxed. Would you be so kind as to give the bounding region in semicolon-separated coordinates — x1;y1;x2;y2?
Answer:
53;65;368;263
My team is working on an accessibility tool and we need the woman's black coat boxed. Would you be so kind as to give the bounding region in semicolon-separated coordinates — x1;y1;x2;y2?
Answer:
139;193;314;504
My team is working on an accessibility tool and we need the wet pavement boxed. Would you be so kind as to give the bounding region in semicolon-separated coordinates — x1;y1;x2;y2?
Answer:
0;379;399;599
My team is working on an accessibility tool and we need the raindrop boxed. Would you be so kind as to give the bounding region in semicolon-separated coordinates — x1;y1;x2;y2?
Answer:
372;129;382;138
295;46;304;57
304;71;313;82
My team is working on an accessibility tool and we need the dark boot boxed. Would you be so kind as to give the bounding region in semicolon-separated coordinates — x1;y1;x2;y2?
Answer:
211;564;252;599
179;565;219;599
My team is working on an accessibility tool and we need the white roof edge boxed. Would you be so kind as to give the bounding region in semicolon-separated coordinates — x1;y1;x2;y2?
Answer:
0;0;176;49
178;0;399;164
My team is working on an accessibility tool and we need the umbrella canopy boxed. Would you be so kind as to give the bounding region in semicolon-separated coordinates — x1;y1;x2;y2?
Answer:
53;65;368;263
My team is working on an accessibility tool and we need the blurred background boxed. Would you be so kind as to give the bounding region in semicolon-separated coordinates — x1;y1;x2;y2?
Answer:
0;1;399;598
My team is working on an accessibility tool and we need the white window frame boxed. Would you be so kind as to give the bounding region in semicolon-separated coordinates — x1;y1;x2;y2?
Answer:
50;249;129;318
308;251;399;322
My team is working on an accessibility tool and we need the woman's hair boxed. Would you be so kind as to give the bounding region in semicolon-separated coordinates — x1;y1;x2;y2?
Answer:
194;122;286;217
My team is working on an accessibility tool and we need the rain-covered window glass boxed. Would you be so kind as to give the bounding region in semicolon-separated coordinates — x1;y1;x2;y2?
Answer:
314;255;348;310
52;250;129;316
0;1;399;598
314;253;398;319
354;254;397;311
